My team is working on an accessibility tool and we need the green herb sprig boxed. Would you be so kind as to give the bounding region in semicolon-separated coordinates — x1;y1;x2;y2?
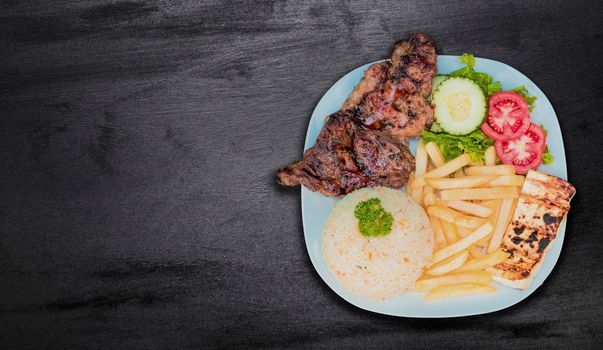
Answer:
354;198;393;237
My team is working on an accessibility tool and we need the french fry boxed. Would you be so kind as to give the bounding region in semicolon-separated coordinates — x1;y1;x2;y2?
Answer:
426;250;469;276
441;220;460;244
458;250;510;271
406;172;415;195
446;200;493;218
485;146;496;166
476;239;489;248
427;206;460;223
468;245;485;258
454;168;465;178
425;142;446;167
411;142;428;200
484;175;525;187
479;200;501;246
483;200;501;225
449;211;485;229
456;225;473;238
429;216;447;249
416;270;492;291
431;223;493;264
424;191;437;206
424;283;496;301
426;176;494;190
424;154;471;179
439;187;520;201
412;188;424;206
482;199;501;207
415;141;429;177
427;162;435;172
427;206;487;229
475;237;490;247
487;198;515;253
465;165;515;176
411;175;427;189
437;197;449;208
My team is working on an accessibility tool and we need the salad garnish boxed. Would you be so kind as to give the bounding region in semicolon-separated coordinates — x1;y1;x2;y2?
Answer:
422;129;493;162
354;198;393;237
429;54;554;173
449;53;502;96
540;125;555;164
511;85;538;111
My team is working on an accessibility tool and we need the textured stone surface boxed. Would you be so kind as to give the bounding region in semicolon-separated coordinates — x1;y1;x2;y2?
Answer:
1;0;602;348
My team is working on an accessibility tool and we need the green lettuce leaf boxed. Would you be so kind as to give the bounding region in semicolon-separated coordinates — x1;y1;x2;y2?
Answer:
542;146;554;165
422;129;494;162
539;125;554;164
487;81;502;95
458;53;475;67
511;85;538;111
429;122;444;133
448;53;501;96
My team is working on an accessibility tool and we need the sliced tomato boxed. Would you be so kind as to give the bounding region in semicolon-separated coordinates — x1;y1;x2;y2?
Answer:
481;91;531;141
494;123;546;174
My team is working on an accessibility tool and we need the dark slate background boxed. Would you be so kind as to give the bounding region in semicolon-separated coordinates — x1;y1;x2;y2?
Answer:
1;0;602;348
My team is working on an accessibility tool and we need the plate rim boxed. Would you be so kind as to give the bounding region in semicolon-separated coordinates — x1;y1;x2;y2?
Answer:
301;55;569;317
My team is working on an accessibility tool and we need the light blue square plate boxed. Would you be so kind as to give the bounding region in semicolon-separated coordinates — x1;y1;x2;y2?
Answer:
301;55;569;317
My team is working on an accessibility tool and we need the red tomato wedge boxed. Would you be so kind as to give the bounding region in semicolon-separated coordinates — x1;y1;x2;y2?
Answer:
481;91;531;141
494;123;546;174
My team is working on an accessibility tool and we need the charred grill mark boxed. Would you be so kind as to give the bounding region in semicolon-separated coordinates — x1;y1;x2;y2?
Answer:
362;167;374;177
325;113;338;127
348;149;360;169
505;249;514;256
514;226;525;235
543;213;561;225
308;156;323;175
526;231;539;243
538;237;551;253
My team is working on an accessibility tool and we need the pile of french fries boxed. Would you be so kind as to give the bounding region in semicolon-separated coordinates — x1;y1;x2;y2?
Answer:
407;142;523;302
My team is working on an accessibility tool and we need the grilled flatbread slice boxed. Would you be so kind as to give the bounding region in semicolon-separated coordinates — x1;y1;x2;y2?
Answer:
488;170;576;289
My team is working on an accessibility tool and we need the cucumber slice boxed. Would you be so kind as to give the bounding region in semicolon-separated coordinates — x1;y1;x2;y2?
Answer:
431;75;449;93
430;75;448;101
431;77;486;135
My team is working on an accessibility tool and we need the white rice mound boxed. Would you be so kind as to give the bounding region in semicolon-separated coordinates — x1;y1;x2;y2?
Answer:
323;186;434;300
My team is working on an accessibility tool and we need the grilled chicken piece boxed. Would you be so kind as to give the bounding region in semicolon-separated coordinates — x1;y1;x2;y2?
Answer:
276;33;435;196
342;61;391;110
275;111;415;197
358;81;434;138
488;170;576;289
356;33;437;138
